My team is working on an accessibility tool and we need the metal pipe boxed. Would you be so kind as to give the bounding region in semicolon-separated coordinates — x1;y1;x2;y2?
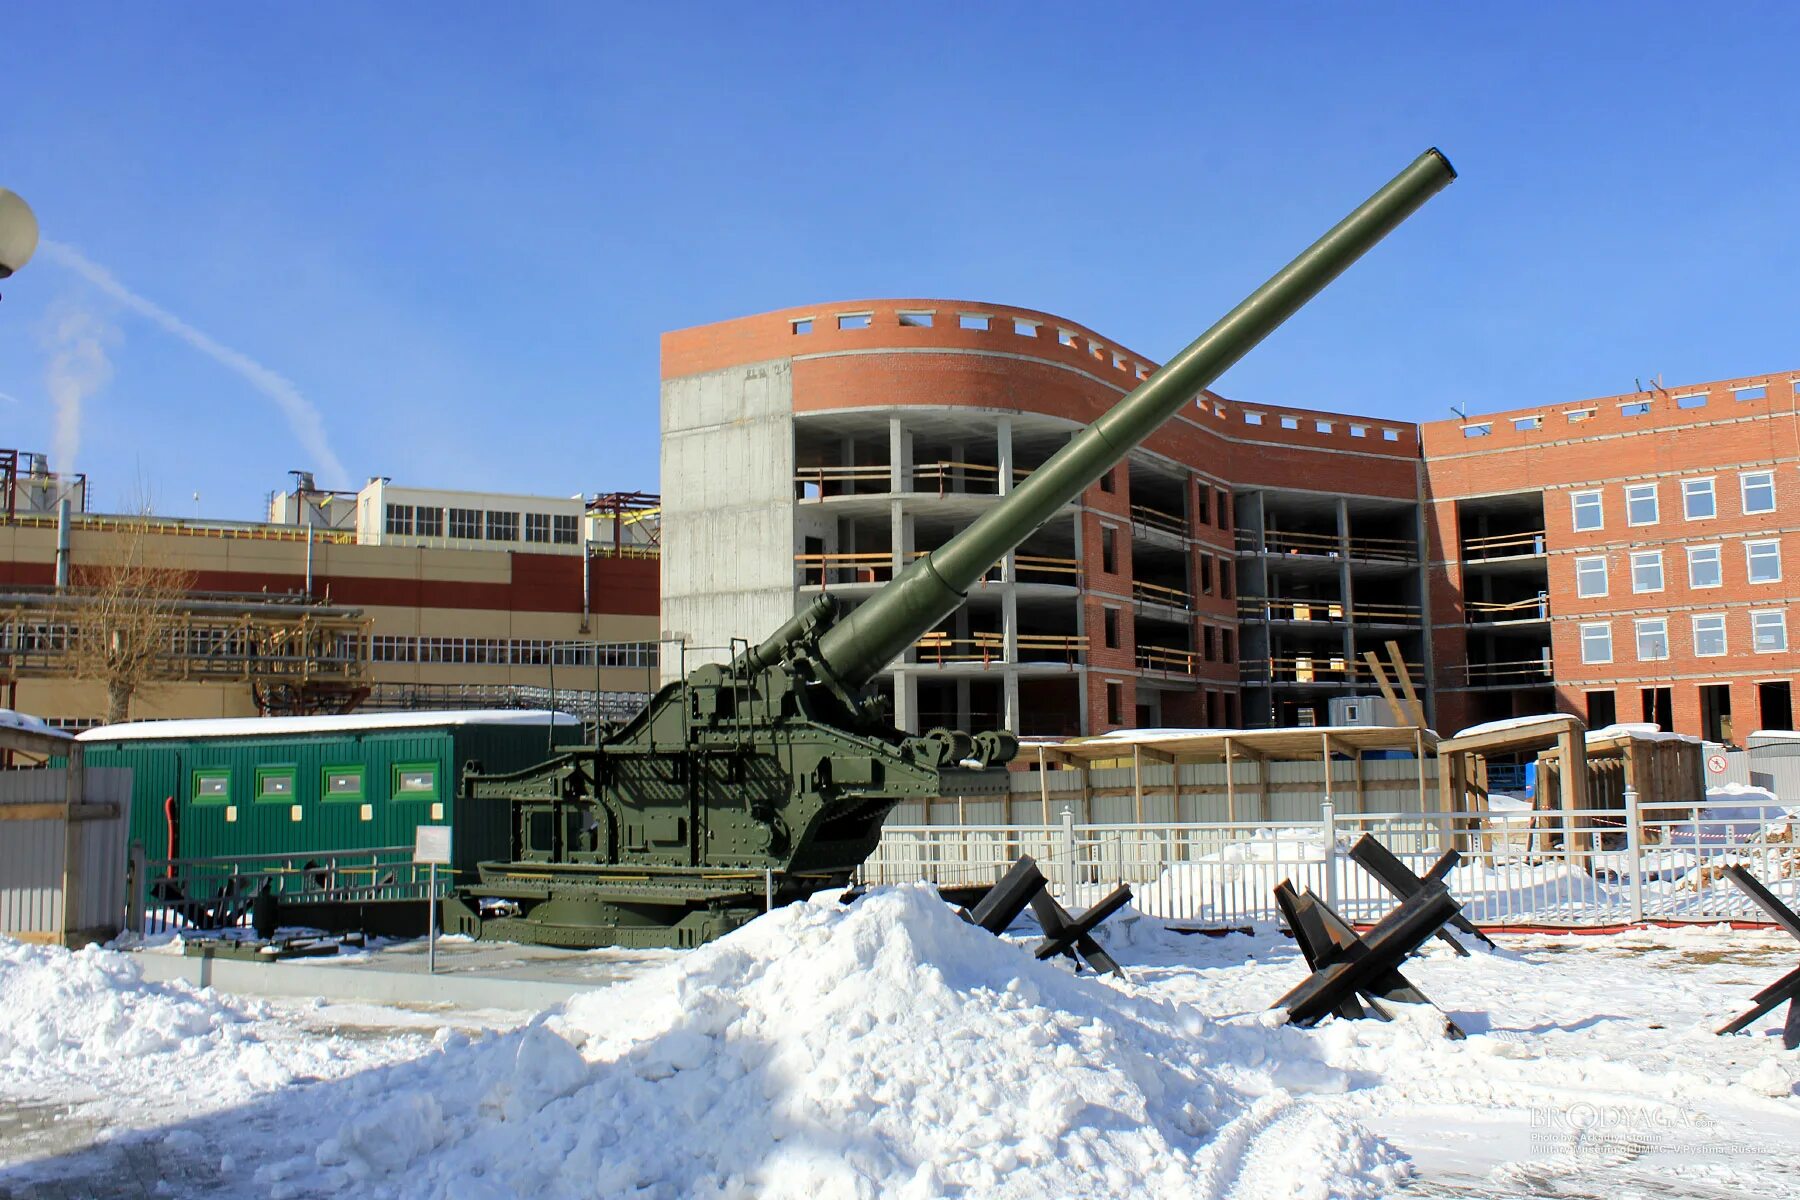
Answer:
54;498;71;590
816;149;1456;689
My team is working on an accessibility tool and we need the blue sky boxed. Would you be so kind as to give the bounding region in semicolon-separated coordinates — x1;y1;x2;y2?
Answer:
3;5;1796;516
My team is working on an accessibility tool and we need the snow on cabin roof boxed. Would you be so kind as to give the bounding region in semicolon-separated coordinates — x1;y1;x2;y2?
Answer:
1585;722;1701;745
1747;729;1800;744
1451;713;1579;740
0;710;73;740
76;709;582;743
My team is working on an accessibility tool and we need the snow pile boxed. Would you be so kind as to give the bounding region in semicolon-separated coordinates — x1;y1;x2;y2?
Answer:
0;938;291;1102
292;887;1406;1199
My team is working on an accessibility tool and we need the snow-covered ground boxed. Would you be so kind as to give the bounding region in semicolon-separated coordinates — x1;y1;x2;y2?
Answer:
2;894;1797;1199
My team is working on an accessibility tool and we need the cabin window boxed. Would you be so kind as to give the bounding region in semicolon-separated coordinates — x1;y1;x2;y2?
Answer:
323;766;366;803
393;763;438;800
191;769;231;806
255;766;297;804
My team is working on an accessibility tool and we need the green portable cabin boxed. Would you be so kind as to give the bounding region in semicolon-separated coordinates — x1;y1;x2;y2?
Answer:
76;710;581;883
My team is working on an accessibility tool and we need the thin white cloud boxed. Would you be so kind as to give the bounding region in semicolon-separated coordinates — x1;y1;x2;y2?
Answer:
41;240;350;486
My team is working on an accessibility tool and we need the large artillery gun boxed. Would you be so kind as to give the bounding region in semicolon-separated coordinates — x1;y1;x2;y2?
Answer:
444;150;1457;949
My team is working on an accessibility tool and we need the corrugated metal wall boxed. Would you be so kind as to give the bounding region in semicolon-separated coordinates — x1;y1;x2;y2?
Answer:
80;724;564;878
0;766;132;941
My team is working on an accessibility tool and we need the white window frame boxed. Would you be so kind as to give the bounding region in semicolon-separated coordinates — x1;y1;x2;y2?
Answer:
1740;470;1776;516
1691;613;1727;657
1579;622;1613;664
1634;617;1669;662
1571;489;1604;532
1574;555;1608;598
1681;477;1716;521
1624;482;1659;527
1751;609;1788;653
1746;539;1783;584
1629;549;1664;594
1686;544;1722;590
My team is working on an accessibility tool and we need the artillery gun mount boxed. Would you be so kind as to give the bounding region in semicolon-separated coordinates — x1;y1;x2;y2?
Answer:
444;149;1457;949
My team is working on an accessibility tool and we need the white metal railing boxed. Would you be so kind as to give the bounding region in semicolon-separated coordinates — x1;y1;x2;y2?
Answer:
855;792;1800;928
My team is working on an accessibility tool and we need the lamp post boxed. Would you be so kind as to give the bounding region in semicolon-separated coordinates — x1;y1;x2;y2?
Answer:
0;188;40;282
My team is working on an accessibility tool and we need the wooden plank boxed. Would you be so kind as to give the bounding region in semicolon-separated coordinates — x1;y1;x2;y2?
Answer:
1362;650;1409;726
1385;640;1426;727
1224;738;1237;823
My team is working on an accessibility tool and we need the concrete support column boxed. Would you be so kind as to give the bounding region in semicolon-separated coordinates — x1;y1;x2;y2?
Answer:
1003;668;1021;733
1337;498;1355;678
996;417;1014;496
955;676;972;731
889;417;911;494
892;671;918;734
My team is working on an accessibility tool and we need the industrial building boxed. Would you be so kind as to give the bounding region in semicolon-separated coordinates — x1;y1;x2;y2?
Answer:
0;455;661;726
660;298;1795;741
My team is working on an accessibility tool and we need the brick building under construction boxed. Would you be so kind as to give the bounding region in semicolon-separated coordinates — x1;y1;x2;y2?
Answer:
659;298;1795;742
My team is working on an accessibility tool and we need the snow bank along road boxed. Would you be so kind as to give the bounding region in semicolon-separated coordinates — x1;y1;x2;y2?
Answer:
1;890;1797;1199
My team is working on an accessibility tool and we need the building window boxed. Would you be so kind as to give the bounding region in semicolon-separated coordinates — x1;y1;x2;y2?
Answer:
837;313;871;330
1195;486;1210;526
1103;607;1120;649
1751;609;1788;653
1746;539;1783;584
1100;526;1117;574
1629;550;1663;594
1215;489;1231;531
525;513;551;543
1687;544;1722;589
1634;617;1669;661
1099;469;1115;494
1625;483;1659;527
323;766;366;803
1580;622;1612;664
1571;490;1603;532
1220;628;1235;664
1105;682;1123;725
1219;559;1234;600
553;514;580;545
958;313;990;331
898;311;933;327
1012;318;1037;336
1692;614;1727;657
1199;553;1214;595
1741;470;1776;515
1586;689;1617;726
1243;411;1264;426
791;318;814;335
415;507;444;537
486;510;519;542
1681;478;1716;520
191;769;230;806
392;763;438;801
448;507;482;540
1202;625;1216;661
1574;555;1608;598
384;504;414;535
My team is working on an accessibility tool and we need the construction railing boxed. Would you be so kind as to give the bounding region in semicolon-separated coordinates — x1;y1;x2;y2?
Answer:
1135;644;1200;675
1246;529;1417;562
1128;502;1188;538
912;632;1087;667
1239;654;1426;686
1461;530;1547;561
794;460;1012;500
589;543;660;560
1131;578;1193;609
1464;594;1549;623
1465;657;1554;686
1237;596;1424;624
797;550;1080;589
856;797;1800;927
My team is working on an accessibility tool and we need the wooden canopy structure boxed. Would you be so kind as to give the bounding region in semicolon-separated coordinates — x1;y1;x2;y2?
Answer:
1025;724;1437;824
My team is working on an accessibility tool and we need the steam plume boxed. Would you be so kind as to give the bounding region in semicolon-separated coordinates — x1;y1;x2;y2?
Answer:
41;240;350;485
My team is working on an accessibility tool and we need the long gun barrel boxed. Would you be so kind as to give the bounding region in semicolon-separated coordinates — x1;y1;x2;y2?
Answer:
814;148;1456;690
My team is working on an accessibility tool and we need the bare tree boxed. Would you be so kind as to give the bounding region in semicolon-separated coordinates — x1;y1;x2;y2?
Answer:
67;517;198;723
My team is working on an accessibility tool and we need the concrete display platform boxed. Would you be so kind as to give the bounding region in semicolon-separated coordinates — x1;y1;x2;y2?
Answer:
128;936;674;1012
